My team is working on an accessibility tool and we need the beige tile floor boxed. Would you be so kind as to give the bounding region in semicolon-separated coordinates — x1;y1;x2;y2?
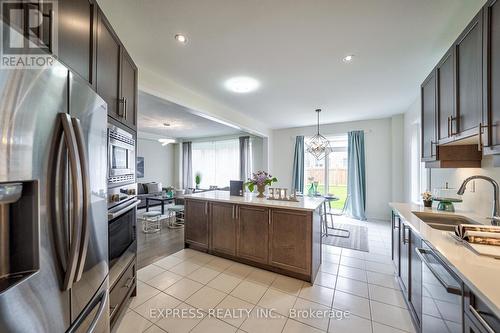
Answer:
116;217;416;333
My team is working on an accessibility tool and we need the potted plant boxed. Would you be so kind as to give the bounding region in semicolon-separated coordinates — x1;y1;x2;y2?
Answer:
244;171;277;198
195;173;201;190
422;191;433;207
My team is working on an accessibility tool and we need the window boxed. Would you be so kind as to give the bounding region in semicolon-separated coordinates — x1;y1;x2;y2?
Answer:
304;134;348;210
192;139;240;188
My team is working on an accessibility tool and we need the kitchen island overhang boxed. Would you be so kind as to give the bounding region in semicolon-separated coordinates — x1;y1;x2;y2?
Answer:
183;191;325;282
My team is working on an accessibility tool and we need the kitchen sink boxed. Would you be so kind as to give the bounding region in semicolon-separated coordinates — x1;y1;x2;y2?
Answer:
412;212;480;231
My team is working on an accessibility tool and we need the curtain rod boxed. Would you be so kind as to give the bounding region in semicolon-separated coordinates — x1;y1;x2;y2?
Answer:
290;129;372;140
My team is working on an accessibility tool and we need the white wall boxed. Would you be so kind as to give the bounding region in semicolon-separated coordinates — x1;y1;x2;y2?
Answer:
402;97;500;218
269;117;404;220
137;138;175;186
403;98;422;203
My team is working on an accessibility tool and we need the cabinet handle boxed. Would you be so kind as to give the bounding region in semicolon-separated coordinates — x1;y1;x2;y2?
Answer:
478;123;488;151
469;305;496;333
124;277;134;289
448;116;451;137
118;98;126;117
430;141;437;157
449;116;457;136
402;225;409;244
124;97;128;120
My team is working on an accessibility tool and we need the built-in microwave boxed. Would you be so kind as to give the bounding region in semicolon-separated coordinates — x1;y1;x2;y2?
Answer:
108;124;136;185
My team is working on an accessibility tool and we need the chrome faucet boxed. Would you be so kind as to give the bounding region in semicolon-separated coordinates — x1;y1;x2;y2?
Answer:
457;175;500;225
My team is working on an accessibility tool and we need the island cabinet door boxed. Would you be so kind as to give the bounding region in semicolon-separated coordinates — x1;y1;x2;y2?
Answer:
184;200;209;249
236;206;269;264
210;202;237;256
269;209;312;276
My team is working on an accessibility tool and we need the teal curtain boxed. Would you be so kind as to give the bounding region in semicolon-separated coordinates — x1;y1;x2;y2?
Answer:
346;131;366;221
291;136;304;193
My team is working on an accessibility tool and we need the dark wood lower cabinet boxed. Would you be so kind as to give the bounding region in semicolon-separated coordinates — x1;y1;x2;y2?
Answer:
269;209;312;276
464;285;500;333
211;202;236;256
184;199;319;281
237;206;269;264
399;223;410;292
184;200;209;250
409;230;422;326
391;212;400;274
109;259;136;328
465;314;483;333
392;210;500;333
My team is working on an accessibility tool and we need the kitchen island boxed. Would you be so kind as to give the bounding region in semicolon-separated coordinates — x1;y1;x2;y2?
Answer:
183;191;324;282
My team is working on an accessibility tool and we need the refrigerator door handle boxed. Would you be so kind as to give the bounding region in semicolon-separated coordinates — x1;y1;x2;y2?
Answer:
60;113;83;291
67;289;109;333
87;290;108;333
71;117;90;283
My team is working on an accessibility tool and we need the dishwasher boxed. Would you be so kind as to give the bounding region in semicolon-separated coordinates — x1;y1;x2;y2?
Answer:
415;242;463;333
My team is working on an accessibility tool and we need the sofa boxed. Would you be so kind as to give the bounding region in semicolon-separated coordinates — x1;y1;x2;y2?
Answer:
137;182;166;209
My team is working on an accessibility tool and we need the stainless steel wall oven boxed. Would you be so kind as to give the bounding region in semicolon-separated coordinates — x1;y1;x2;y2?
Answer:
108;124;136;185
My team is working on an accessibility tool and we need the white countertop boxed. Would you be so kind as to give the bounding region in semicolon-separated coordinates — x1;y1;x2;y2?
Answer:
184;190;325;211
390;202;500;317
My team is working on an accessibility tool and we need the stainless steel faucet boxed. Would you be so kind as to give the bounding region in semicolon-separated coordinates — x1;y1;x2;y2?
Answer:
457;175;500;225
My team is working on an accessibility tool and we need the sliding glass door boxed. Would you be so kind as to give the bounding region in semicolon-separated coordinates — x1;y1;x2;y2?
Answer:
304;135;348;210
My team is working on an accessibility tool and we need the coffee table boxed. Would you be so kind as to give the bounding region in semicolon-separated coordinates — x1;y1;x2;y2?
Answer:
146;196;175;214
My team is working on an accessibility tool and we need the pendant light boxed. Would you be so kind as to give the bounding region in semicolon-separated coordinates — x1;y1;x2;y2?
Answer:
306;109;331;160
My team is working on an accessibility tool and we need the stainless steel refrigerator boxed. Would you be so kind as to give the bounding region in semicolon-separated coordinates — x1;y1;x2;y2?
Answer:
0;49;109;333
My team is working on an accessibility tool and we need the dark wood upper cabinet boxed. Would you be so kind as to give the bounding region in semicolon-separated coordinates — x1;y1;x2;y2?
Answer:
210;202;236;256
237;206;269;264
184;200;209;249
58;0;96;86
421;70;437;161
96;9;120;120
484;0;500;154
95;8;137;130
269;209;311;276
120;48;138;129
455;10;484;136
437;47;456;142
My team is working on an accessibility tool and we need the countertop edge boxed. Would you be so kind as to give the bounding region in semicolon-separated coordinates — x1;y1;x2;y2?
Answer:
389;203;500;318
184;193;324;211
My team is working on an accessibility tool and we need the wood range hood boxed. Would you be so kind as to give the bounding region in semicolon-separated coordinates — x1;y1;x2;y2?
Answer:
425;136;482;168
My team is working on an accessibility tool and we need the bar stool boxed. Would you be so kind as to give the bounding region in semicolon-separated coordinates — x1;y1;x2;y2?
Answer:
140;211;161;233
322;195;350;238
167;205;185;229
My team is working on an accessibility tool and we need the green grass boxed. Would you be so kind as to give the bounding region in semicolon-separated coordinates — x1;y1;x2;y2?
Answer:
306;184;347;211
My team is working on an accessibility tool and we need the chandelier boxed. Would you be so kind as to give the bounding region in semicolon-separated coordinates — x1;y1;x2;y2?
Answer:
306;109;331;160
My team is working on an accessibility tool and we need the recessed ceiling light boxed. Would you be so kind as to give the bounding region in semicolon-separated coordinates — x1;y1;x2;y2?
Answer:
224;76;260;93
342;55;354;63
175;34;187;44
158;138;176;146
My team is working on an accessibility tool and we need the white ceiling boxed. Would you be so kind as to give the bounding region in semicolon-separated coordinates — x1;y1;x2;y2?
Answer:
138;91;243;139
98;0;485;129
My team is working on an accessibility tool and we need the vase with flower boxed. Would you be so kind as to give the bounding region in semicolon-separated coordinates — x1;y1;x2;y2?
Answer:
422;191;433;207
244;171;278;198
